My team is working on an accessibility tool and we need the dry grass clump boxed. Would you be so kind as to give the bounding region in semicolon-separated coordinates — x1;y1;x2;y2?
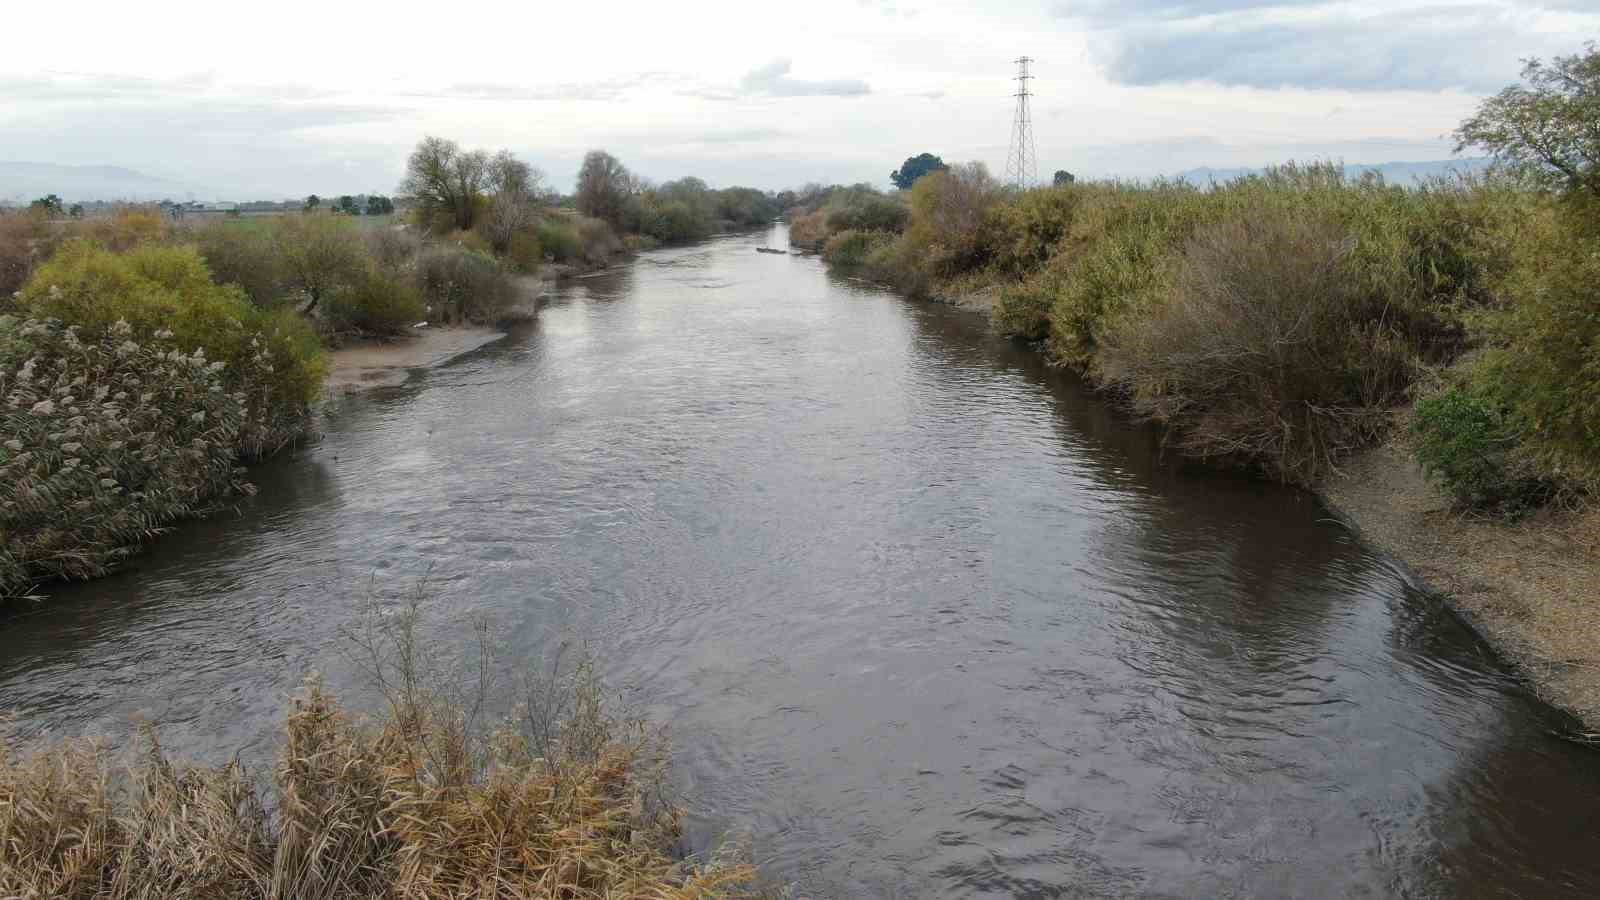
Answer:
1097;210;1413;483
0;592;761;898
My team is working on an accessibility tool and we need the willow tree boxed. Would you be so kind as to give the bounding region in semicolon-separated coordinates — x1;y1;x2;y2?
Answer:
1456;43;1600;199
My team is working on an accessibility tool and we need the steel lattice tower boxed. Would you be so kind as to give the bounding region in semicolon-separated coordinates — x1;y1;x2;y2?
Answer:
1006;56;1037;189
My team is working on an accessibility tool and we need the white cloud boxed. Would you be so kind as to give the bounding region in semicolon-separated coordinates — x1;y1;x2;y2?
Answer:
0;0;1591;197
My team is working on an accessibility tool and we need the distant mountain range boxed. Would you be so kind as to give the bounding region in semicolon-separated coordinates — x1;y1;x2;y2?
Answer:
0;161;204;204
1171;158;1493;186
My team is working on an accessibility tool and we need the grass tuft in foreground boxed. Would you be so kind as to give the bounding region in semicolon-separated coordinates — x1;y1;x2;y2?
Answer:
0;590;764;898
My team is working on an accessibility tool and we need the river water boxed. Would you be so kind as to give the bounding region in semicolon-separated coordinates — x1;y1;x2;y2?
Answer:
3;226;1597;897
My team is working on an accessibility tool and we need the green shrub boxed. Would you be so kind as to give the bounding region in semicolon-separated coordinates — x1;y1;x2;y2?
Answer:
899;163;1001;279
982;185;1083;277
534;219;582;262
1468;205;1600;488
323;269;426;337
269;214;368;311
824;189;909;234
1412;386;1551;516
993;269;1064;341
1096;208;1414;483
16;242;326;456
0;317;250;600
365;226;423;275
413;246;517;324
505;230;543;272
191;220;284;306
822;229;892;267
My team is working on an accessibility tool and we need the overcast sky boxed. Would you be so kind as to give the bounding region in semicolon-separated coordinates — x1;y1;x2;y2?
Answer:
2;0;1595;198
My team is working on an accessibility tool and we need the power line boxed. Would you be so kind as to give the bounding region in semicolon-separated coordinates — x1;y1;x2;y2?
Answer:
1006;56;1037;190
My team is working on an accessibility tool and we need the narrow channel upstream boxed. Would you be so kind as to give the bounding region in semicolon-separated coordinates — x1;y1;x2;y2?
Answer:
3;226;1597;898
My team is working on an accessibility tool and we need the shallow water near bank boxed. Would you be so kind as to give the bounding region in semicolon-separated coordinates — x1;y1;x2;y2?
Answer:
3;225;1598;898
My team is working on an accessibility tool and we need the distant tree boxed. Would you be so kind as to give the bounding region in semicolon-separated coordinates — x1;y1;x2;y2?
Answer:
575;150;633;229
334;194;360;215
1456;42;1600;199
304;194;321;211
1053;170;1076;186
68;203;85;218
271;215;367;313
481;151;546;254
400;136;488;232
365;194;395;216
29;194;63;216
890;153;949;190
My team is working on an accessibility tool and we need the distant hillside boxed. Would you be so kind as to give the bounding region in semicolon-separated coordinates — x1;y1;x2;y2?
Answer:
1173;158;1493;186
0;161;204;203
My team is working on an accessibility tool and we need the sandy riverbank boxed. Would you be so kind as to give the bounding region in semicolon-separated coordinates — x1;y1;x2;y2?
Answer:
325;326;507;393
1321;439;1600;734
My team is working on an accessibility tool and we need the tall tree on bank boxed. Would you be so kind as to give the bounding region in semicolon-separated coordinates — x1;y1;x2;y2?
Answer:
401;136;489;232
575;150;633;229
1053;170;1076;186
890;153;949;190
482;151;547;254
1456;42;1600;200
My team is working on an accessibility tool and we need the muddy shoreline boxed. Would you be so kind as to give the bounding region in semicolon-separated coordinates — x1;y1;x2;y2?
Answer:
1320;440;1600;735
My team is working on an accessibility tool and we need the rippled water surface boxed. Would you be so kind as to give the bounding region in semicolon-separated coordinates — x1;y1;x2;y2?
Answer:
4;227;1598;897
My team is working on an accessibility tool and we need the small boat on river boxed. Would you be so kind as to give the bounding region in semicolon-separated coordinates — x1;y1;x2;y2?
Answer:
755;247;787;254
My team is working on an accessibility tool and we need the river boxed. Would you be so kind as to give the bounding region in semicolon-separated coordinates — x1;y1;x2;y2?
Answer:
2;226;1597;898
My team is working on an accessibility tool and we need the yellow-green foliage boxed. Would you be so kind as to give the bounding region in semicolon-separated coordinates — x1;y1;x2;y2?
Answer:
414;246;517;324
0;317;250;600
191;220;285;307
899;163;1000;281
323;269;426;337
1096;208;1415;482
822;229;893;267
17;242;326;456
787;209;830;250
1465;202;1600;488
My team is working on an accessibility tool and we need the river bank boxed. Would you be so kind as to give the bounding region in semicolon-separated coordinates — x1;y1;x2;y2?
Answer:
1321;438;1600;733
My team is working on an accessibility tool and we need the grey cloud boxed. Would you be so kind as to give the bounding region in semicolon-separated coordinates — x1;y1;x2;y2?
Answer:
1100;3;1574;91
1056;0;1326;23
740;58;870;97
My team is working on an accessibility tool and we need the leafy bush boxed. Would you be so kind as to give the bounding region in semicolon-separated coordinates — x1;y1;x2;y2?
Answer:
1412;386;1551;516
824;188;909;234
634;197;712;243
0;211;59;300
899;162;1002;280
191;220;284;306
75;209;166;252
504;229;543;272
17;242;326;456
269;214;368;311
323;269;426;337
534;218;582;262
364;226;423;275
573;216;622;267
982;185;1083;276
0;317;249;600
1096;209;1414;483
787;209;831;250
1467;204;1600;488
413;246;517;324
822;229;892;267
